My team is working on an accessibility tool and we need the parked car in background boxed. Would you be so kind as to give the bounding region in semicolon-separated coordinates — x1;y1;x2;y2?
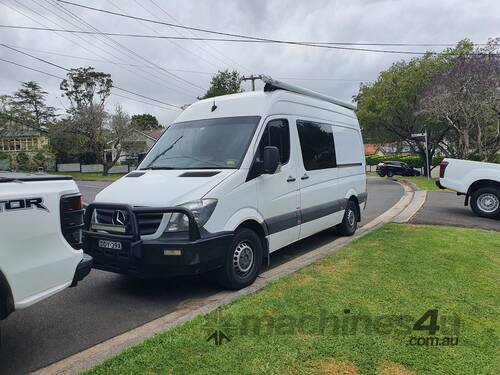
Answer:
437;158;500;218
376;161;421;177
0;172;92;320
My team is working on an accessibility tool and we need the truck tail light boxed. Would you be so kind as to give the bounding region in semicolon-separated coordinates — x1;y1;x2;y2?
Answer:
60;194;84;249
439;161;449;178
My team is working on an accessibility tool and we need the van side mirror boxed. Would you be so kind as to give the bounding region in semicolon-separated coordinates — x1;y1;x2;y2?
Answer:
262;146;280;174
138;152;147;164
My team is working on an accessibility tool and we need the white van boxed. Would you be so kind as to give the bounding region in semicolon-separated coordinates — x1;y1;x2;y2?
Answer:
83;77;366;290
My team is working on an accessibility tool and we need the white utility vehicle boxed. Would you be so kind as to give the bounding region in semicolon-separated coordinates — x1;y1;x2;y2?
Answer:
437;158;500;218
83;76;367;290
0;172;92;320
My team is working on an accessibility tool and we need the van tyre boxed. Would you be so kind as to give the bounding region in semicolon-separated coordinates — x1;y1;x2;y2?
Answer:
470;187;500;218
216;228;262;290
336;200;358;236
387;170;394;177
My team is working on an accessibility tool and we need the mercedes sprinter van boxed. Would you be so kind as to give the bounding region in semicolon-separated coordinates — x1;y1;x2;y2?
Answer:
83;76;367;290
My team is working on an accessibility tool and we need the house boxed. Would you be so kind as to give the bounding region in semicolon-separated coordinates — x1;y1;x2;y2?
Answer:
105;128;165;164
0;123;51;170
364;144;385;156
364;142;413;157
0;127;49;155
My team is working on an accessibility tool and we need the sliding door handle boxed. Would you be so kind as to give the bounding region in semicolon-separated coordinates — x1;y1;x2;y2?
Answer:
286;176;296;182
301;174;309;180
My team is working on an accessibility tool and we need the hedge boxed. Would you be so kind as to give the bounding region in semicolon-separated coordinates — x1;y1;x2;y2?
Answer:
365;154;444;168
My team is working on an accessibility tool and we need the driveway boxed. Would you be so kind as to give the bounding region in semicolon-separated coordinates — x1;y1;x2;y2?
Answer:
0;177;403;375
410;191;500;231
77;181;113;203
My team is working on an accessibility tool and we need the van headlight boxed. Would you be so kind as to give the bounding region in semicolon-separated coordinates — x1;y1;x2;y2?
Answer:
165;199;218;232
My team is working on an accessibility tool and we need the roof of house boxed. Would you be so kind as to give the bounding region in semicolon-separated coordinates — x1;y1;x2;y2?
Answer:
364;144;380;156
142;129;165;140
0;128;45;138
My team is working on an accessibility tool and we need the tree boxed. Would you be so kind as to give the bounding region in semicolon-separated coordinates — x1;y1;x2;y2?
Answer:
0;95;14;136
200;70;244;99
60;67;112;110
131;113;161;131
48;119;86;163
420;38;500;161
11;81;56;129
355;41;474;174
60;67;113;172
104;104;133;175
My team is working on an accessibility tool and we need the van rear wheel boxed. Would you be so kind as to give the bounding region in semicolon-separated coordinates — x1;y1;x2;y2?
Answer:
336;200;358;236
216;228;262;290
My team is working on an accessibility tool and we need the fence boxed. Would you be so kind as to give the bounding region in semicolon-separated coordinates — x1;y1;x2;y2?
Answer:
57;163;136;174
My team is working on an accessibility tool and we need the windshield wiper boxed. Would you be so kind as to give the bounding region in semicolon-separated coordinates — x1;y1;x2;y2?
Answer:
143;135;183;169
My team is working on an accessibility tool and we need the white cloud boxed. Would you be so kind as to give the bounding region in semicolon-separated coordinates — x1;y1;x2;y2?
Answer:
0;0;498;124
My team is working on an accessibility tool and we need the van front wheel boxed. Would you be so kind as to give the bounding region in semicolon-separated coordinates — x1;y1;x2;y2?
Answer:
336;200;358;236
216;228;262;290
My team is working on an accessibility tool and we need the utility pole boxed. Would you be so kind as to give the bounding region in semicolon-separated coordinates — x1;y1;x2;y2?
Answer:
411;129;431;180
424;130;430;180
242;75;261;91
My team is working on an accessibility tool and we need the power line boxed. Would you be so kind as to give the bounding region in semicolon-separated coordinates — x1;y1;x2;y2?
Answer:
3;44;373;83
0;57;180;112
53;0;466;55
0;44;182;109
42;0;193;94
2;24;487;54
47;0;205;93
0;57;64;80
146;0;251;73
1;44;215;73
110;93;179;112
1;45;375;83
0;0;190;98
117;0;221;70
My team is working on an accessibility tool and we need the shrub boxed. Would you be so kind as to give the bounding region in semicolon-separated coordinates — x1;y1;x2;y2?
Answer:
33;152;47;171
16;152;30;171
365;154;442;168
0;152;11;170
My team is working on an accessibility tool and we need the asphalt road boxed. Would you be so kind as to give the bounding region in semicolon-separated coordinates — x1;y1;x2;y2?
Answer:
410;191;500;231
0;177;403;375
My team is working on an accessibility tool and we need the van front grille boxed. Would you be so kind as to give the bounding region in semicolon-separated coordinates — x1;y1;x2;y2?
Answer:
96;208;163;236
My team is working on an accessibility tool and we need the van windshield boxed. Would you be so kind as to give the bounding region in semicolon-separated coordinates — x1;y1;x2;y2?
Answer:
140;116;261;170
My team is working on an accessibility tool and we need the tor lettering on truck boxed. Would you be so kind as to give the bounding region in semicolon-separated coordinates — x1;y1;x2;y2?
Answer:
0;198;49;213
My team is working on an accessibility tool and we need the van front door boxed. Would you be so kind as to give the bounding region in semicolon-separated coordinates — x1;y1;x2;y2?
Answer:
254;118;300;252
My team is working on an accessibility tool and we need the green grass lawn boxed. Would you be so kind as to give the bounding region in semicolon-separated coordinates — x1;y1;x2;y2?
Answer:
86;224;499;375
393;176;446;191
50;172;125;182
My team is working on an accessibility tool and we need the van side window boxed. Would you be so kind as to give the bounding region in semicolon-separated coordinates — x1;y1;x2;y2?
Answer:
297;120;337;170
258;119;290;164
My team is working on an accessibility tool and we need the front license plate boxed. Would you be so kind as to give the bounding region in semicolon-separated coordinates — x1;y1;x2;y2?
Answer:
98;239;122;250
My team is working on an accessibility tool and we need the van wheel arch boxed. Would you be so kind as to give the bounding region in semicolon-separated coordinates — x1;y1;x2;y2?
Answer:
235;220;269;266
348;196;361;222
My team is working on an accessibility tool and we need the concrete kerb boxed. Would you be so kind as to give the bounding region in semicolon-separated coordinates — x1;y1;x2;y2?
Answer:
33;180;420;375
